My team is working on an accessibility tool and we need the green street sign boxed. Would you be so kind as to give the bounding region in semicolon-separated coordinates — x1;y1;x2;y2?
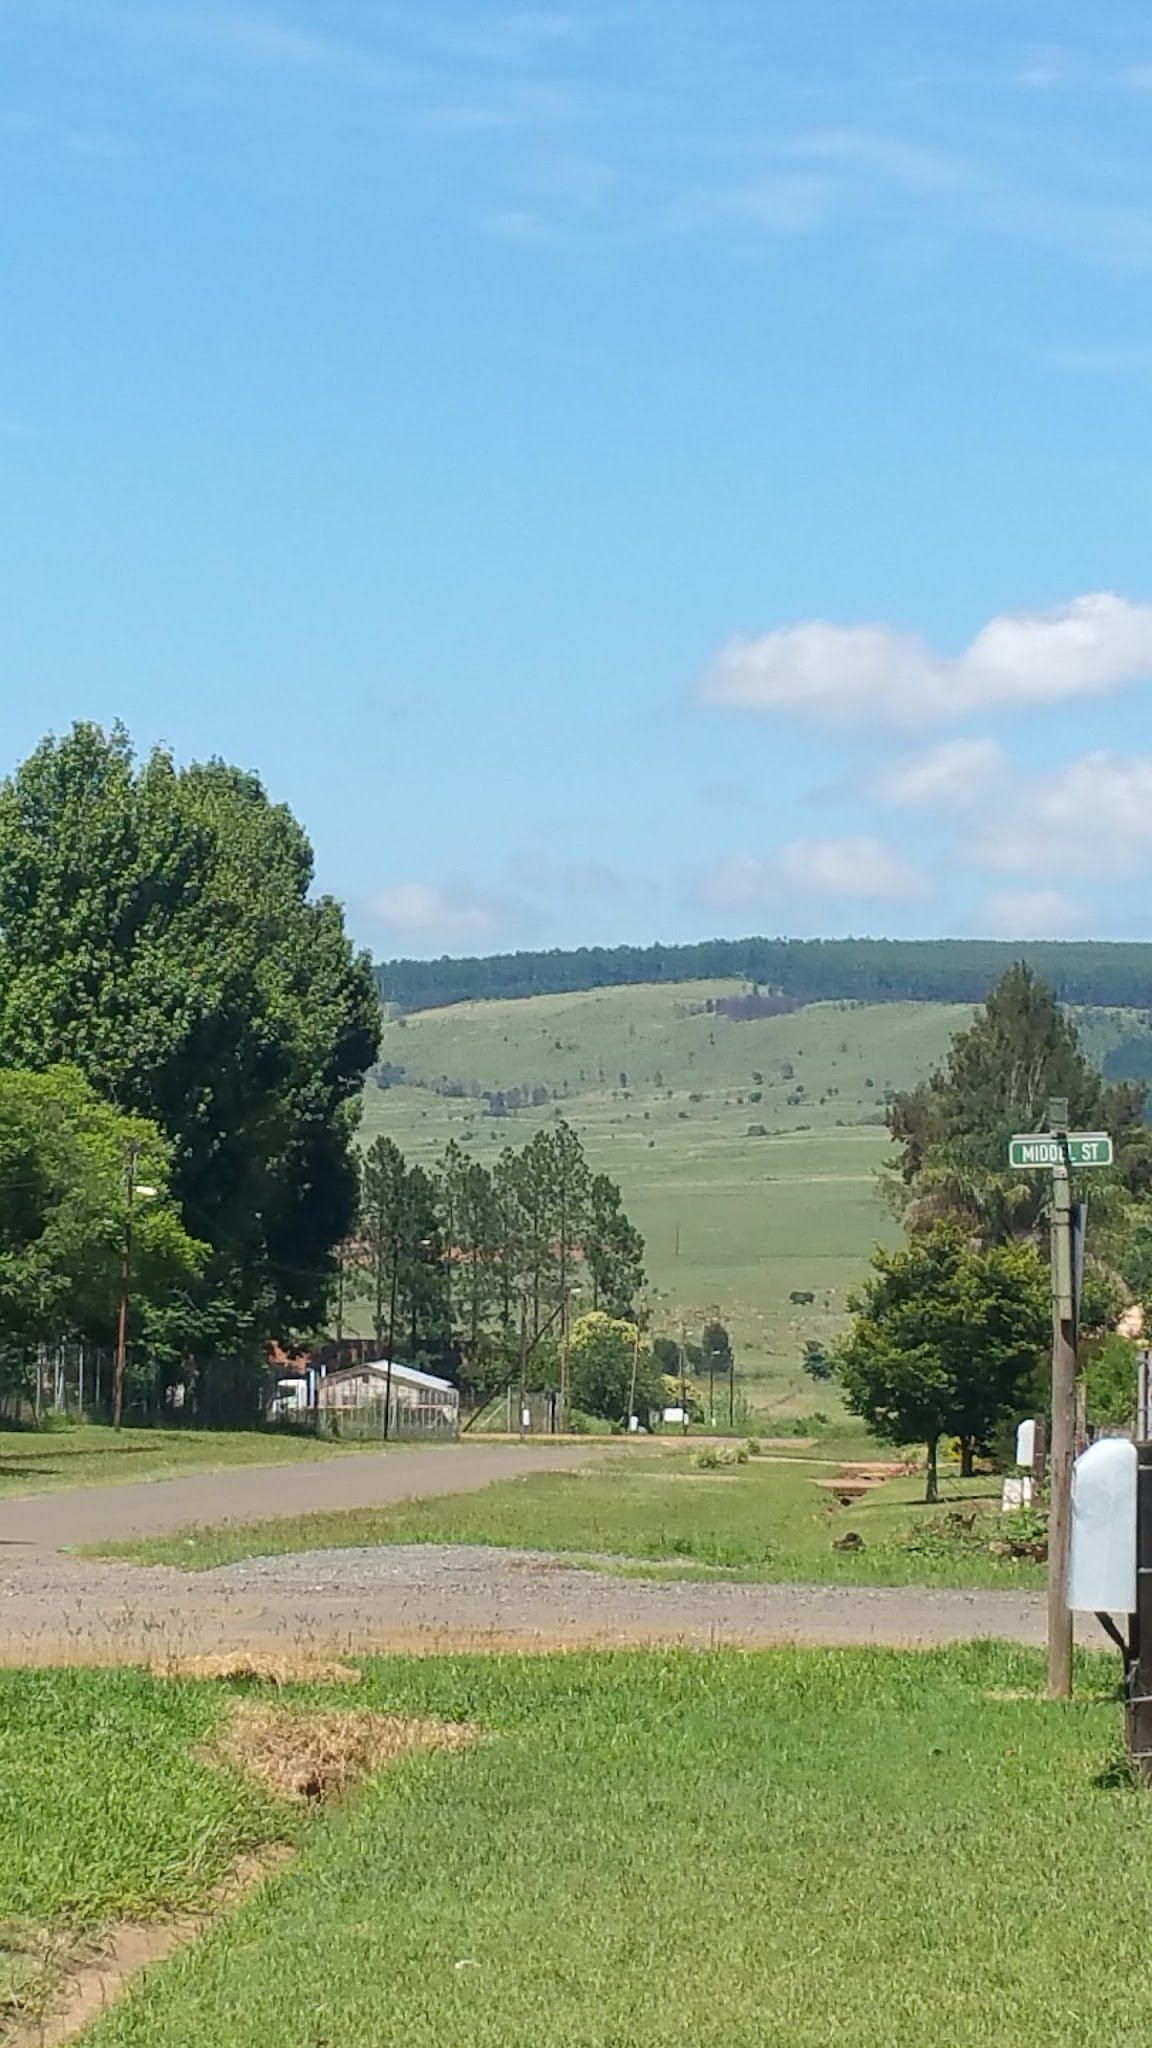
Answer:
1008;1133;1114;1170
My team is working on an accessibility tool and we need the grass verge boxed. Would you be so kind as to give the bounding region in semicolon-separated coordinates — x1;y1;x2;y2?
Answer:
78;1644;1147;2048
0;1424;358;1499
96;1447;1046;1589
0;1667;286;2026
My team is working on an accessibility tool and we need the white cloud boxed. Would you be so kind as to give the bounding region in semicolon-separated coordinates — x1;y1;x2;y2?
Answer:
363;880;529;948
976;751;1152;879
696;593;1152;732
111;7;409;92
974;888;1088;939
696;835;927;914
876;737;1006;809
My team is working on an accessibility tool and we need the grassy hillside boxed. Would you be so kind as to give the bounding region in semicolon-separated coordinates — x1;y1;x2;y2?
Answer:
361;986;971;1407
378;980;970;1105
361;984;1149;1409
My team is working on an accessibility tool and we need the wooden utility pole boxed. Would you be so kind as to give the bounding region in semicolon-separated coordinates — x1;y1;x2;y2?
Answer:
627;1320;641;1431
518;1296;528;1441
112;1142;141;1432
1047;1149;1076;1699
1010;1111;1113;1703
383;1238;400;1442
559;1283;571;1433
335;1245;346;1344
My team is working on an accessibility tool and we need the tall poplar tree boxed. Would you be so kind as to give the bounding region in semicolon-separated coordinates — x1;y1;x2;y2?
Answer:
0;724;380;1340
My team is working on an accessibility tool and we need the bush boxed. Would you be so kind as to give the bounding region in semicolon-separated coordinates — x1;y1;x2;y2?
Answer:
568;1409;613;1436
695;1444;750;1470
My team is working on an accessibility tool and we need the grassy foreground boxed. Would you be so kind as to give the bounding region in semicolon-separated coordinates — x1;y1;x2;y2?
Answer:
72;1645;1150;2048
0;1668;282;2022
0;1424;358;1498
96;1445;1046;1590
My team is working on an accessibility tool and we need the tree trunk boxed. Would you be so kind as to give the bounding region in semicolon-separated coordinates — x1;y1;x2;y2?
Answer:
959;1438;975;1478
925;1437;939;1504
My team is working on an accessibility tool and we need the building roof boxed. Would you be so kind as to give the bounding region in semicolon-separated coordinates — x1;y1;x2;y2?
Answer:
322;1359;457;1395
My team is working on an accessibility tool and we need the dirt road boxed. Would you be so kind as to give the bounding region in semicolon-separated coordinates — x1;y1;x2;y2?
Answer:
0;1440;1069;1665
0;1541;1054;1664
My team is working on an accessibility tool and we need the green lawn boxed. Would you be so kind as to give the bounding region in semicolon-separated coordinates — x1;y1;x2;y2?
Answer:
79;1646;1148;2048
0;1667;284;2024
96;1444;1046;1590
0;1424;357;1498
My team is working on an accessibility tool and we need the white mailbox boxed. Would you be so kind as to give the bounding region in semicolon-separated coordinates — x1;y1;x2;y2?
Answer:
1016;1419;1037;1470
1068;1438;1137;1613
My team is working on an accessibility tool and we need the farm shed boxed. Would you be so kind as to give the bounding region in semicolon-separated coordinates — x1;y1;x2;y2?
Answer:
316;1360;459;1439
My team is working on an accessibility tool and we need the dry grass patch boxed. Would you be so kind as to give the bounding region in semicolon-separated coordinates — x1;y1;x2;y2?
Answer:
210;1703;476;1804
160;1653;362;1688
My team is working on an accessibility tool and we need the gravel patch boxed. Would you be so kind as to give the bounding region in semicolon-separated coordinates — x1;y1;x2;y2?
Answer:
0;1542;1056;1665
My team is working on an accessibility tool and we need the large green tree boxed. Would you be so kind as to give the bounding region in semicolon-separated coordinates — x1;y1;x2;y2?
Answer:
836;1230;1050;1499
889;965;1149;1249
0;1065;206;1408
0;725;380;1340
440;1141;503;1388
354;1139;450;1368
568;1311;663;1426
586;1172;646;1316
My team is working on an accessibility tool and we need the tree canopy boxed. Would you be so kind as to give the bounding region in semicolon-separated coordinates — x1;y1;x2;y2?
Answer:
0;724;380;1343
347;1121;648;1412
0;1064;206;1408
376;936;1152;1015
888;965;1152;1255
836;1229;1050;1499
568;1311;662;1426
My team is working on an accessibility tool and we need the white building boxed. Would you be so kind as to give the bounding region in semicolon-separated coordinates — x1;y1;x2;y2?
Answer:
316;1359;459;1436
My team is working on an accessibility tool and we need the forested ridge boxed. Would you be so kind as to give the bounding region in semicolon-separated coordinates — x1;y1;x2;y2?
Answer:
377;937;1152;1015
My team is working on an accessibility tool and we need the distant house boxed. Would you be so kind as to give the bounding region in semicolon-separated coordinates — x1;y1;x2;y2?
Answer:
316;1359;459;1436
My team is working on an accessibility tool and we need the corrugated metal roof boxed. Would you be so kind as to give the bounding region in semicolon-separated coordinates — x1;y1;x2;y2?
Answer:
322;1359;457;1395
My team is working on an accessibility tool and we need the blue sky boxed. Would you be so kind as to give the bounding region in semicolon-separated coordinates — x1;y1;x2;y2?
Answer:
4;3;1152;958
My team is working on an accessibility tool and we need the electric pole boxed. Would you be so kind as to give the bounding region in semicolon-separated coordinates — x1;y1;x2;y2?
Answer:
112;1142;142;1432
1009;1104;1114;1703
559;1282;571;1433
518;1296;528;1441
1047;1112;1076;1700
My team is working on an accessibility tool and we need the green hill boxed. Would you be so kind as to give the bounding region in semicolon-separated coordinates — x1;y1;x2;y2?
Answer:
360;985;971;1409
360;984;1152;1411
376;935;1152;1012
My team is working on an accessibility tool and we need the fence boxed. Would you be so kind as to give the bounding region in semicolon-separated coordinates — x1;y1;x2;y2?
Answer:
314;1398;459;1443
0;1344;116;1425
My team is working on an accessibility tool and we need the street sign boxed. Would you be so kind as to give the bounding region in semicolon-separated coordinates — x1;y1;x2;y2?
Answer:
1008;1133;1113;1170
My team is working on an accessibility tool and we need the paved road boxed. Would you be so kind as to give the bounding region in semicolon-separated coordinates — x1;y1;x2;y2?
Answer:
0;1440;604;1552
0;1440;1080;1666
